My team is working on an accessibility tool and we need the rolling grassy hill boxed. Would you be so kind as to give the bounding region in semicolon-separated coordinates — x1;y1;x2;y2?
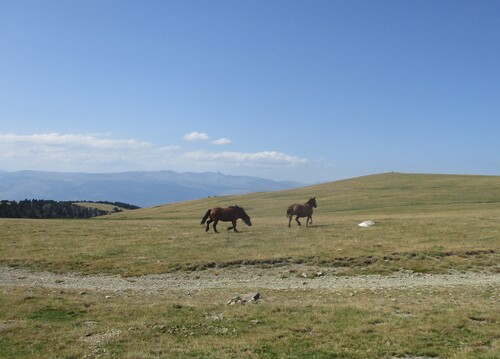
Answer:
2;172;499;276
115;171;500;219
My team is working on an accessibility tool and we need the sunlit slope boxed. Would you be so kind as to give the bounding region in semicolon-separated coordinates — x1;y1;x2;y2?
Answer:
4;172;498;275
110;172;500;220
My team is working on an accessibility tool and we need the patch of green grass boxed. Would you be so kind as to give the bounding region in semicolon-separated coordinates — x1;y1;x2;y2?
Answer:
1;286;498;358
29;308;83;322
0;338;31;358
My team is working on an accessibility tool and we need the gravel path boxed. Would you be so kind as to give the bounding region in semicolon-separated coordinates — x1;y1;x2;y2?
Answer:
1;266;499;294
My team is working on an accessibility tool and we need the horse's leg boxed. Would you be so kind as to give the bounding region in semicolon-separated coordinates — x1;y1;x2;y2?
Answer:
205;218;213;232
288;215;292;227
306;215;311;226
295;216;301;226
227;220;239;232
213;220;219;233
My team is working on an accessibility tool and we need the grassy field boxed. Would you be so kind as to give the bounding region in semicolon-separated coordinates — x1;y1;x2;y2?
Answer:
1;172;499;358
2;173;499;276
1;284;498;358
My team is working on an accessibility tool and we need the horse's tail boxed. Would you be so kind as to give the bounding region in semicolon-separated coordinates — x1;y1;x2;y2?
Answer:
200;209;211;225
286;205;294;217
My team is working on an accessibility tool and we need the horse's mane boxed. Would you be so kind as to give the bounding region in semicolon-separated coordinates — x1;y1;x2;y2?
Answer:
229;205;243;210
306;197;317;207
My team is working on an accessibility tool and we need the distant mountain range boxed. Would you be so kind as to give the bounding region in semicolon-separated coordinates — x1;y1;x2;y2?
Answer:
0;170;304;207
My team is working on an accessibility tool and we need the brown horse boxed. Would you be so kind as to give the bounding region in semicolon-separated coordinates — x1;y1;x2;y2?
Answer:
200;206;252;233
287;197;317;227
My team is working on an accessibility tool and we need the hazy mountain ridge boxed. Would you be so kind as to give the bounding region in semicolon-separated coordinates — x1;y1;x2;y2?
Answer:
0;170;303;207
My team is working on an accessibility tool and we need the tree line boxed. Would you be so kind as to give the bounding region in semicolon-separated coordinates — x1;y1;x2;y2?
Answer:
0;200;138;219
92;201;140;210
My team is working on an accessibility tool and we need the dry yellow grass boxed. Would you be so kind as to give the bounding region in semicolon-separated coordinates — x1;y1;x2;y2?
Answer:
1;173;499;276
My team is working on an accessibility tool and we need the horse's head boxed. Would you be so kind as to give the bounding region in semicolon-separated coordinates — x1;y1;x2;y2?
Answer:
308;197;317;208
236;206;252;226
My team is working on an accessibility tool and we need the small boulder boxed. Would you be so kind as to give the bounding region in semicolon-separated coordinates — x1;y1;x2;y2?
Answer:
226;292;260;305
358;220;375;228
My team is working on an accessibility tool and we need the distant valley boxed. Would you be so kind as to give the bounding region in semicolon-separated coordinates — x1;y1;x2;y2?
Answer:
0;170;304;207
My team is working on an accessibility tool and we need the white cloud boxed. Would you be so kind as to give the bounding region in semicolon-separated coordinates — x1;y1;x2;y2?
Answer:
0;132;308;175
0;133;152;149
159;145;180;152
212;138;233;145
182;131;209;141
183;150;307;167
0;133;157;171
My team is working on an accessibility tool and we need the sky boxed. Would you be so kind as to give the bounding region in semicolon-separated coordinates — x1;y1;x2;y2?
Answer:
1;0;499;183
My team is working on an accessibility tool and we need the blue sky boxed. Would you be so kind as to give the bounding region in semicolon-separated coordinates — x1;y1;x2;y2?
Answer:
1;0;499;183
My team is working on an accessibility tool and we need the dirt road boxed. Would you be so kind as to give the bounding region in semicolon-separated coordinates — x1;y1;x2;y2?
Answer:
1;266;499;295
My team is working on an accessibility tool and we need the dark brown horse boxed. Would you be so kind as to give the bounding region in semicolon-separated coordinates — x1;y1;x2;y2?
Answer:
287;197;317;227
201;205;252;233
